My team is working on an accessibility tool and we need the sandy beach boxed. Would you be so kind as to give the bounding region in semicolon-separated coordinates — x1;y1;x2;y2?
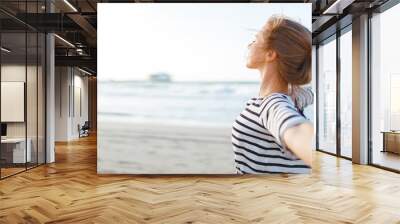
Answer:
97;120;236;174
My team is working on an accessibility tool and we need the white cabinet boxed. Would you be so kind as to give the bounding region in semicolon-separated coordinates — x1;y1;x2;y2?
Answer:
1;138;32;163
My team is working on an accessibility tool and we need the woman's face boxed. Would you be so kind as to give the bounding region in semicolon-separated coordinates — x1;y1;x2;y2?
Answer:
246;28;267;69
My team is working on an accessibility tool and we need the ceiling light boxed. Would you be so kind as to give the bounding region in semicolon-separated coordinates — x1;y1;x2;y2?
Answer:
54;34;75;48
63;0;78;12
78;67;92;76
76;48;84;55
323;0;354;15
1;47;11;53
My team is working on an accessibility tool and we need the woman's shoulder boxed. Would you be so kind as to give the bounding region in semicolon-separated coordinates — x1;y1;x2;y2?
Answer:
245;92;295;108
260;92;294;106
245;96;264;105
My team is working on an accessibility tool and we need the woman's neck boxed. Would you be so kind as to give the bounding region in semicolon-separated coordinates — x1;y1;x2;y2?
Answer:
258;67;288;98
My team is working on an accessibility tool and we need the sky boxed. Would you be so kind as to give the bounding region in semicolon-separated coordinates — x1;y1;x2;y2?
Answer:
98;3;311;82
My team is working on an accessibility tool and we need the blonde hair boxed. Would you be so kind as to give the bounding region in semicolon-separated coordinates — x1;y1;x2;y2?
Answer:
261;15;312;85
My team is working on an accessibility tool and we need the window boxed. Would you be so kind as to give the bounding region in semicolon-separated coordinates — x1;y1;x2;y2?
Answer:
339;28;352;158
370;3;400;171
317;36;337;154
0;2;46;179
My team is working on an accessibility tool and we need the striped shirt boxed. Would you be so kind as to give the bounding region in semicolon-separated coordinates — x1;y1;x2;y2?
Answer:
232;87;313;174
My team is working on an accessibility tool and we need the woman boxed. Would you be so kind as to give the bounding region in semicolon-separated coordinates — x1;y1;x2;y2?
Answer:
232;16;314;174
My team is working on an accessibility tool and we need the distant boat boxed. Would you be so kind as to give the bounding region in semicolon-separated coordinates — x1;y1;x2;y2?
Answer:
149;73;172;82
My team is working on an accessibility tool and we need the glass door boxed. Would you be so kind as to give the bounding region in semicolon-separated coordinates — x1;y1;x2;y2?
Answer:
0;1;47;179
339;27;352;159
317;35;337;155
1;31;28;178
370;3;400;171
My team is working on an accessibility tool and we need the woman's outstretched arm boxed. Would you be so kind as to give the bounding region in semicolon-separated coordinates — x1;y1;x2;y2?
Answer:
282;122;314;168
261;93;314;169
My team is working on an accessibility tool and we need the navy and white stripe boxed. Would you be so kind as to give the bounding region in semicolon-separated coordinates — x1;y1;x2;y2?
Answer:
232;88;313;174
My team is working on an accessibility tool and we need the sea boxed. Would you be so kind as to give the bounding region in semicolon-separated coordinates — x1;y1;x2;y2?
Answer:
98;80;260;126
97;81;314;126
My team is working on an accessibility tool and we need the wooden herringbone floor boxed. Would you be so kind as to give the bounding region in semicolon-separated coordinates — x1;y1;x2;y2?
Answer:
1;134;400;224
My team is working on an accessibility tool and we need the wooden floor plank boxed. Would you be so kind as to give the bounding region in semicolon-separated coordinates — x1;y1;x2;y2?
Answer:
0;134;400;223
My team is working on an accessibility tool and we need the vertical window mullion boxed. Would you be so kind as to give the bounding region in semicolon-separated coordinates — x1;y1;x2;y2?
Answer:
337;29;341;157
316;44;319;151
0;23;2;179
25;0;28;171
36;0;39;167
367;11;373;165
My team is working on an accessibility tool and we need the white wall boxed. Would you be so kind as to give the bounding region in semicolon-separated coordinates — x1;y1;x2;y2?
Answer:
55;67;89;141
55;66;70;141
70;72;89;138
1;65;26;133
1;63;46;164
1;65;39;138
